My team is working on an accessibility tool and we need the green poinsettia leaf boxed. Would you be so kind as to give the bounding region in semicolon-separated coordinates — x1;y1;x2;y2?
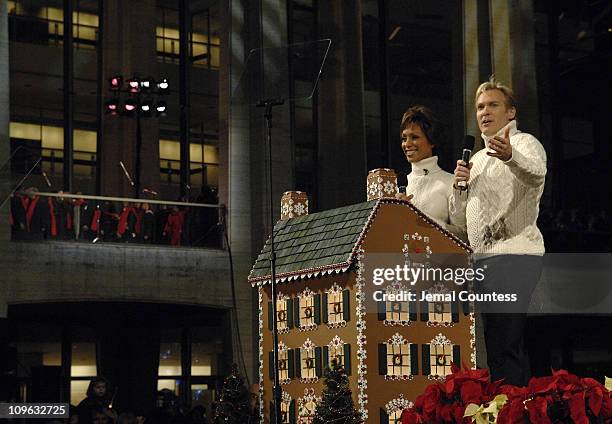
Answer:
605;376;612;392
493;394;508;408
475;414;489;424
464;403;482;417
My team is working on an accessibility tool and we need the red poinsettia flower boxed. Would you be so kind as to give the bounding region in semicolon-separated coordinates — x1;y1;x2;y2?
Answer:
403;367;612;424
582;377;605;416
460;380;484;405
525;396;552;424
568;392;588;424
400;408;423;424
497;398;529;424
420;383;443;417
527;375;557;395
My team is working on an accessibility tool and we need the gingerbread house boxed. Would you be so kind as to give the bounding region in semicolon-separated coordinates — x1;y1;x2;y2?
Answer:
249;170;476;424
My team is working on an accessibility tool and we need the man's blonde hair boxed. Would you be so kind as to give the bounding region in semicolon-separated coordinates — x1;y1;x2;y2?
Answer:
474;75;517;110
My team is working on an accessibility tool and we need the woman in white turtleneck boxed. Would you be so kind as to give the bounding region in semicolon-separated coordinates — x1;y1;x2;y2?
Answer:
396;106;466;239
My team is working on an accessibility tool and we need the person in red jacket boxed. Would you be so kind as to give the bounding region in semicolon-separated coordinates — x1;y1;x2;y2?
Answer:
116;202;137;242
163;206;183;246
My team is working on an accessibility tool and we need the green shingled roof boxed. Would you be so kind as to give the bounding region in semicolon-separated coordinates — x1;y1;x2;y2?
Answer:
248;200;378;283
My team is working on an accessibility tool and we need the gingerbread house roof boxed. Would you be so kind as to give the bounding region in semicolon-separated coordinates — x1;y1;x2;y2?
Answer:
248;198;470;286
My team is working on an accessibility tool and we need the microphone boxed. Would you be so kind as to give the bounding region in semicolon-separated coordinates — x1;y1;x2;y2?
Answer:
457;135;475;191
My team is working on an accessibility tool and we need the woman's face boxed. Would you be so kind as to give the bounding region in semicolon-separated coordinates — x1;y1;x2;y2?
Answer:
401;122;434;163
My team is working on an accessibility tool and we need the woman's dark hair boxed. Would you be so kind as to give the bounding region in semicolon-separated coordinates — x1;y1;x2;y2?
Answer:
400;105;441;151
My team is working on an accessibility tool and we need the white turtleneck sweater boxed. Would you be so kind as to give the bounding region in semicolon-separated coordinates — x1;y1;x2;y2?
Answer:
449;121;547;256
406;155;466;240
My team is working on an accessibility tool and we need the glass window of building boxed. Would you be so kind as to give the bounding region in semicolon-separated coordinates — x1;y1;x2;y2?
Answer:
361;0;463;173
158;342;181;393
70;342;98;405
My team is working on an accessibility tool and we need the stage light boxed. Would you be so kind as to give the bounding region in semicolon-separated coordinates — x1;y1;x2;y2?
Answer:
157;78;169;93
155;101;167;117
105;98;119;115
141;100;153;117
124;99;137;113
140;77;154;91
109;76;122;90
127;77;140;93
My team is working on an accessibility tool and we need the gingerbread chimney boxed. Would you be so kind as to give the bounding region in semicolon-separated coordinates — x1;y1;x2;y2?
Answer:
280;191;308;220
366;168;398;201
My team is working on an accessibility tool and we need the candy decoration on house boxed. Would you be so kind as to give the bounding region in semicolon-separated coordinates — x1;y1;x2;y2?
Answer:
249;168;476;424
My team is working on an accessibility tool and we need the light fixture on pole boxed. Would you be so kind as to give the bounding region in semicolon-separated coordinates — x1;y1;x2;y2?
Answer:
104;74;170;197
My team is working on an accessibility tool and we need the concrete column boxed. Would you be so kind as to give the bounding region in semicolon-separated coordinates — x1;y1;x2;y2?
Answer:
0;0;9;241
464;0;484;150
0;0;10;317
249;0;293;246
100;0;159;197
316;0;367;209
490;0;540;136
218;0;256;383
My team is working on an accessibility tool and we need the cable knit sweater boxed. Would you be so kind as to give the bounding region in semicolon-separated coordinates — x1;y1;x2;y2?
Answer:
449;121;546;256
407;156;466;240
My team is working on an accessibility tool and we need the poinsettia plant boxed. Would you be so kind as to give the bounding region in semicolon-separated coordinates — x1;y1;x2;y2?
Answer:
401;366;612;424
401;364;503;423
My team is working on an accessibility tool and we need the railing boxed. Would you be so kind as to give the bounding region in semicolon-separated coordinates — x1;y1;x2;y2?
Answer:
8;191;224;249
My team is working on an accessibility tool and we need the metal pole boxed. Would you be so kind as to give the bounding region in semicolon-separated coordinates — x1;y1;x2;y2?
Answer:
63;0;74;192
135;95;142;198
259;100;284;424
95;0;104;195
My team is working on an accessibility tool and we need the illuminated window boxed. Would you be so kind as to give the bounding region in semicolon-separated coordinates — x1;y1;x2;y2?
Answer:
299;339;316;380
420;285;459;325
424;334;460;378
6;6;101;48
324;336;351;374
377;283;416;325
158;341;181;395
378;333;417;379
70;343;97;405
191;341;223;376
382;395;414;424
267;294;293;333
296;287;320;330
428;300;452;323
278;391;295;424
387;343;410;376
389;411;402;424
297;389;320;424
300;294;315;326
276;296;289;332
9;122;97;177
268;342;295;383
329;343;344;368
159;139;219;188
323;283;349;326
155;5;220;69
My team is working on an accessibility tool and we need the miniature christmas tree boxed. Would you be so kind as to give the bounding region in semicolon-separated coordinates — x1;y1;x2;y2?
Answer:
312;360;362;424
213;364;254;424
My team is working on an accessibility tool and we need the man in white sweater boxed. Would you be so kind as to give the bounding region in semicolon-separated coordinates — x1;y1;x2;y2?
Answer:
450;77;546;386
